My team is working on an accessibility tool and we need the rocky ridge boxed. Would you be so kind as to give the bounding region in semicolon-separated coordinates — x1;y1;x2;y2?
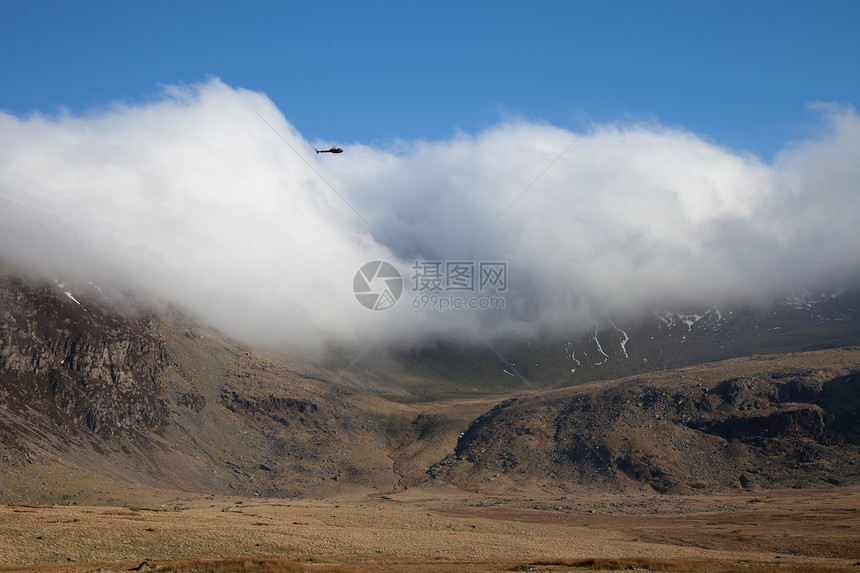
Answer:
430;356;860;493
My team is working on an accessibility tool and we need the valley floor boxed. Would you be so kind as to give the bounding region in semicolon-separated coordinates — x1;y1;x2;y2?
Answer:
1;485;858;572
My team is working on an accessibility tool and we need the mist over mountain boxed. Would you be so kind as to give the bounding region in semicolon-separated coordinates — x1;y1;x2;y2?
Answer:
2;79;859;354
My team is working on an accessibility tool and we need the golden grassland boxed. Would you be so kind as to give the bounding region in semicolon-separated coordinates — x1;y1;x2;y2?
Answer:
1;485;858;573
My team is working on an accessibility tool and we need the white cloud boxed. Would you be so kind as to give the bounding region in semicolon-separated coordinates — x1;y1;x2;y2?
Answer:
1;79;858;352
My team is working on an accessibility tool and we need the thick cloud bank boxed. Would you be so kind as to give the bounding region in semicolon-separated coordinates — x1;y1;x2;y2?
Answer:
1;80;858;352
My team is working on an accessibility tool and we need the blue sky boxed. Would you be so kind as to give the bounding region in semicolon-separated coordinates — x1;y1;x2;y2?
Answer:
3;1;860;350
2;0;858;160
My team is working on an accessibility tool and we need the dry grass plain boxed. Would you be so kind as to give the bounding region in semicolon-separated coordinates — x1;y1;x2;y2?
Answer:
1;484;858;573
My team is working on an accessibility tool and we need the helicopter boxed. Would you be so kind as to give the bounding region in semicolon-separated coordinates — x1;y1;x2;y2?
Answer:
315;146;343;154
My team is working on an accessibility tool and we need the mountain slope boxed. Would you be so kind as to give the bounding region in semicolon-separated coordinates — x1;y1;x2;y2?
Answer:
430;350;860;493
352;289;860;397
1;275;859;504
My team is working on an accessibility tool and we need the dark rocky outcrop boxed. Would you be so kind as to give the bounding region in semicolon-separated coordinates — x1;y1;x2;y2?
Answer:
429;365;860;493
0;278;168;439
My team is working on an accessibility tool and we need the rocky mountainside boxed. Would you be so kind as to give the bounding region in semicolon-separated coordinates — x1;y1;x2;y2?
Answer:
352;288;860;397
1;275;859;503
430;353;860;494
0;276;484;500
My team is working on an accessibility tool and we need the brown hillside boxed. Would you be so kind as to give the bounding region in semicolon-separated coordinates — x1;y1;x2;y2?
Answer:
2;277;859;504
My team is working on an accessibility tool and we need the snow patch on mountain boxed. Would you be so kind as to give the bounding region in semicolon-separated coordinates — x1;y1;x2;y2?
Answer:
609;319;629;359
592;325;609;365
55;281;83;308
653;309;704;330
